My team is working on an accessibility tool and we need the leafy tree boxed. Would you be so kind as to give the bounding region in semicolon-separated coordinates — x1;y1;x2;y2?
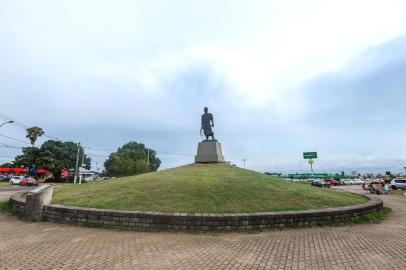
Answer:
104;141;161;177
26;126;45;146
0;162;13;167
13;140;91;180
13;147;41;167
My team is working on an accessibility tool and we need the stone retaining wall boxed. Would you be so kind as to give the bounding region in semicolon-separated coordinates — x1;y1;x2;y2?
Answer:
10;193;383;231
9;193;26;215
8;185;54;221
24;185;54;221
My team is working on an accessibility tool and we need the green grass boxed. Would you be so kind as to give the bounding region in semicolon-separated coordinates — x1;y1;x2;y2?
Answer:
391;190;406;197
351;207;391;223
0;201;12;213
0;201;21;217
0;182;10;188
53;164;367;213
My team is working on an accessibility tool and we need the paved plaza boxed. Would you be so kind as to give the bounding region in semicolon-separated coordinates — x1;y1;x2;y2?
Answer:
1;186;405;270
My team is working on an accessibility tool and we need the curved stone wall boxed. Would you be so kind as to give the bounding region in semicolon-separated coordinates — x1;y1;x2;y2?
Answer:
10;192;383;231
9;193;26;215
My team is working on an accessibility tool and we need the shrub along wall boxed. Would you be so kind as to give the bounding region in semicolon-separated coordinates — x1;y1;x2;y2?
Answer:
9;192;383;231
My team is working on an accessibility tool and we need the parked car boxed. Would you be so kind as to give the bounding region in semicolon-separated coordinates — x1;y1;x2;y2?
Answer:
20;177;39;186
0;175;10;182
391;179;406;190
342;179;353;185
325;179;339;186
352;179;364;185
311;180;331;188
9;176;25;185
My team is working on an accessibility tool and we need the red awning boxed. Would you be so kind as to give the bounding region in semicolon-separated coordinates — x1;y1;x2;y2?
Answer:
0;167;59;174
0;168;49;173
12;168;28;173
0;168;11;173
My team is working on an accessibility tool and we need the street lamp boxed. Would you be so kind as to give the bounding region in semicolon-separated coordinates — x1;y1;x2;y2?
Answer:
0;120;14;128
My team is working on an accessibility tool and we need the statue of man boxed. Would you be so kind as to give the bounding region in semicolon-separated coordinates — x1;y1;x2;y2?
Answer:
201;107;215;141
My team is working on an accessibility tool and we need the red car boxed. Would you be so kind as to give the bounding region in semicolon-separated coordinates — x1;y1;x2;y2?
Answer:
325;179;339;186
20;177;39;186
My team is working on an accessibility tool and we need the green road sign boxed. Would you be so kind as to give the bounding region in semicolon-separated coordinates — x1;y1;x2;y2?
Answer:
303;152;317;159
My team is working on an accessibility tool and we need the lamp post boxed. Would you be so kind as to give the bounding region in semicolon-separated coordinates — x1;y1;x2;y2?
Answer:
0;120;14;128
0;120;15;176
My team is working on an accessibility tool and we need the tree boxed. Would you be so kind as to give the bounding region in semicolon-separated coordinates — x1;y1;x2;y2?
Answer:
104;141;161;177
26;126;44;146
13;140;91;181
39;140;91;180
13;147;41;167
0;162;13;167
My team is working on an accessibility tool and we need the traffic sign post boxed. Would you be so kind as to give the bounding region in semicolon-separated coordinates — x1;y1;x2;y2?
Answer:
308;159;314;172
303;152;317;159
303;152;317;172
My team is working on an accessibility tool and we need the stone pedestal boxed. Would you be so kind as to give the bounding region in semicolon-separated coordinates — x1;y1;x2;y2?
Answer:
195;140;225;163
23;184;53;221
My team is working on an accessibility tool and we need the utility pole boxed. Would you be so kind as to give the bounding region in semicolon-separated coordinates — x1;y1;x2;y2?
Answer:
308;159;314;172
73;143;80;184
242;159;247;169
79;148;85;184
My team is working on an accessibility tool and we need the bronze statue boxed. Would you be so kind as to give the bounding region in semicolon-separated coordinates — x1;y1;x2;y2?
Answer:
200;107;215;141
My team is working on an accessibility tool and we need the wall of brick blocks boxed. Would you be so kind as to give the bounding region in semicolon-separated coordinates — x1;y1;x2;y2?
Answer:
8;193;26;215
9;193;383;231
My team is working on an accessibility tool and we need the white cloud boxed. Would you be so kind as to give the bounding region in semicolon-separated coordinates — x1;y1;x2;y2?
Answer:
1;0;406;171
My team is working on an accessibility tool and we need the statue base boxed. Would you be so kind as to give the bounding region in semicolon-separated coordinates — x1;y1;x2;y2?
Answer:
195;140;225;163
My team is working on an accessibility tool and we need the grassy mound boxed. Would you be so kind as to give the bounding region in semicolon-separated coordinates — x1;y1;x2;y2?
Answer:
53;164;367;213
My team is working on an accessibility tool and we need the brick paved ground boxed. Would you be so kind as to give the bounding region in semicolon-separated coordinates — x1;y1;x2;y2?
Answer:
1;186;405;270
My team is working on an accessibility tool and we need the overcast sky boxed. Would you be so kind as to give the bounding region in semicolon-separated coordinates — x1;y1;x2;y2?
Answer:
1;0;406;173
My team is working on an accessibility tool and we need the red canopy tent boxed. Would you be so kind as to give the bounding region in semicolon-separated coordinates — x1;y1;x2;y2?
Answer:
0;168;11;173
0;167;50;174
12;168;28;173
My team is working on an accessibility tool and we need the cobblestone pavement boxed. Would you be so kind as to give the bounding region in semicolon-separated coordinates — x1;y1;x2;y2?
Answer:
1;186;405;270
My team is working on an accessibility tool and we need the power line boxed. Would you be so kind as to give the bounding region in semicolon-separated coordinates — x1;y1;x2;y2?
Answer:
84;146;115;152
0;113;60;140
0;143;25;149
0;133;31;144
84;145;191;157
0;113;29;129
0;112;194;160
43;133;60;140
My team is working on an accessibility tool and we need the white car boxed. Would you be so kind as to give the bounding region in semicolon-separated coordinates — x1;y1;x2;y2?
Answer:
9;176;24;185
352;179;364;185
391;179;406;190
342;179;353;185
